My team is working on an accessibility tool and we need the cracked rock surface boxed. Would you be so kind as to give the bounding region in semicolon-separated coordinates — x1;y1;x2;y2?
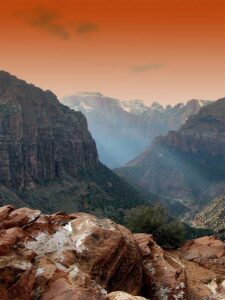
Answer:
0;205;225;299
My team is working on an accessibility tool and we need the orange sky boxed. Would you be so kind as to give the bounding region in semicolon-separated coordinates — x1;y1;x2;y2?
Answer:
0;0;224;104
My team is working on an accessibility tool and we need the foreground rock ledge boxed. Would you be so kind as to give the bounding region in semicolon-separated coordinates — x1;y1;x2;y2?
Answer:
0;205;225;300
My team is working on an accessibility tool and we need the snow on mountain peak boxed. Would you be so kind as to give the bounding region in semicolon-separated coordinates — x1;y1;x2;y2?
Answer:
120;99;148;114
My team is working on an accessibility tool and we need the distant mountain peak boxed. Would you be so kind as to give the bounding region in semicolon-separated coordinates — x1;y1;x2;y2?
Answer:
149;101;164;111
120;99;148;114
63;92;213;168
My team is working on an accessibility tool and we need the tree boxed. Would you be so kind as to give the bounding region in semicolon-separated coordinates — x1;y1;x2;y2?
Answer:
124;204;184;248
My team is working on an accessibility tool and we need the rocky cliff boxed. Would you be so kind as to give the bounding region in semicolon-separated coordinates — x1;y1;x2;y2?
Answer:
0;205;225;300
0;71;98;189
63;93;211;168
158;97;225;156
0;71;148;220
116;98;225;217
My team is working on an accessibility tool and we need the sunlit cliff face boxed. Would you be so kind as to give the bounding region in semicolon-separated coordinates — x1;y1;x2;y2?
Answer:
0;0;224;104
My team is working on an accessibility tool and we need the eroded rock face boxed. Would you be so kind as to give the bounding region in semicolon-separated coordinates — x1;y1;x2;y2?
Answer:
0;206;142;300
135;233;186;300
180;236;225;275
0;205;225;300
0;71;98;190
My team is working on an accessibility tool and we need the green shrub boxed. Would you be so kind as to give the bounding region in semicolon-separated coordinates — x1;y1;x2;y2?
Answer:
124;204;185;248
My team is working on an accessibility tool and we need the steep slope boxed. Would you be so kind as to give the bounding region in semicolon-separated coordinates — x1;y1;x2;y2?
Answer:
63;93;211;168
0;72;98;188
194;194;225;236
116;98;225;217
0;71;148;220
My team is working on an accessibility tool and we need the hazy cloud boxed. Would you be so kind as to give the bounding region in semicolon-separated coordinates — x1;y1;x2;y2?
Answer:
76;22;99;34
131;63;164;73
15;7;100;39
15;8;70;40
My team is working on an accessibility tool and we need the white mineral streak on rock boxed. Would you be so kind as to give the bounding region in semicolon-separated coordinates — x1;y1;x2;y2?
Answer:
69;265;79;280
146;262;155;275
35;267;44;277
93;282;107;296
64;222;73;232
168;255;185;268
71;218;98;252
156;286;171;300
107;291;147;299
25;229;74;255
206;279;217;294
55;262;68;272
173;290;185;299
0;256;32;271
221;279;225;289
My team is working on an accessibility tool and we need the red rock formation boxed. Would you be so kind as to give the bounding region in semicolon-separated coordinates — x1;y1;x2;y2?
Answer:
135;233;186;300
0;205;225;300
0;206;143;300
180;236;225;275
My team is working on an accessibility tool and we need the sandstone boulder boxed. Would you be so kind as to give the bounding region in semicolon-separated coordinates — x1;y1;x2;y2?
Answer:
0;205;225;300
1;207;41;229
180;236;225;275
0;206;142;299
0;205;14;222
135;233;186;300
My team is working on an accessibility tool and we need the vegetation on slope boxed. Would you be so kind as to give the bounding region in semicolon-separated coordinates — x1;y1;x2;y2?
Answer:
124;204;213;248
194;194;225;240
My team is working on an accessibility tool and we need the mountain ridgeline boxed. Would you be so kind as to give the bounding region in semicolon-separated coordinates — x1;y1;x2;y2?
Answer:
116;97;225;217
63;92;211;168
0;71;149;221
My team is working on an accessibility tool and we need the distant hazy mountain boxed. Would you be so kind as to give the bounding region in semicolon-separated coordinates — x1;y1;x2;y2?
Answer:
116;97;225;219
63;92;211;168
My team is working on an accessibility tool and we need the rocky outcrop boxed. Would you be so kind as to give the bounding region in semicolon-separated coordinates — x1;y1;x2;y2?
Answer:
63;93;211;168
0;71;149;219
0;205;142;299
0;205;224;299
116;97;225;217
134;233;186;299
180;236;225;275
179;236;225;299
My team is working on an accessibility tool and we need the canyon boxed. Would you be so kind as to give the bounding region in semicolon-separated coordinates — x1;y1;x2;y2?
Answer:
116;97;225;218
63;93;211;168
0;71;148;221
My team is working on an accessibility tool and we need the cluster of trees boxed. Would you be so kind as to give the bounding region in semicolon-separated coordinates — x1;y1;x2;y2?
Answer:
124;204;185;248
